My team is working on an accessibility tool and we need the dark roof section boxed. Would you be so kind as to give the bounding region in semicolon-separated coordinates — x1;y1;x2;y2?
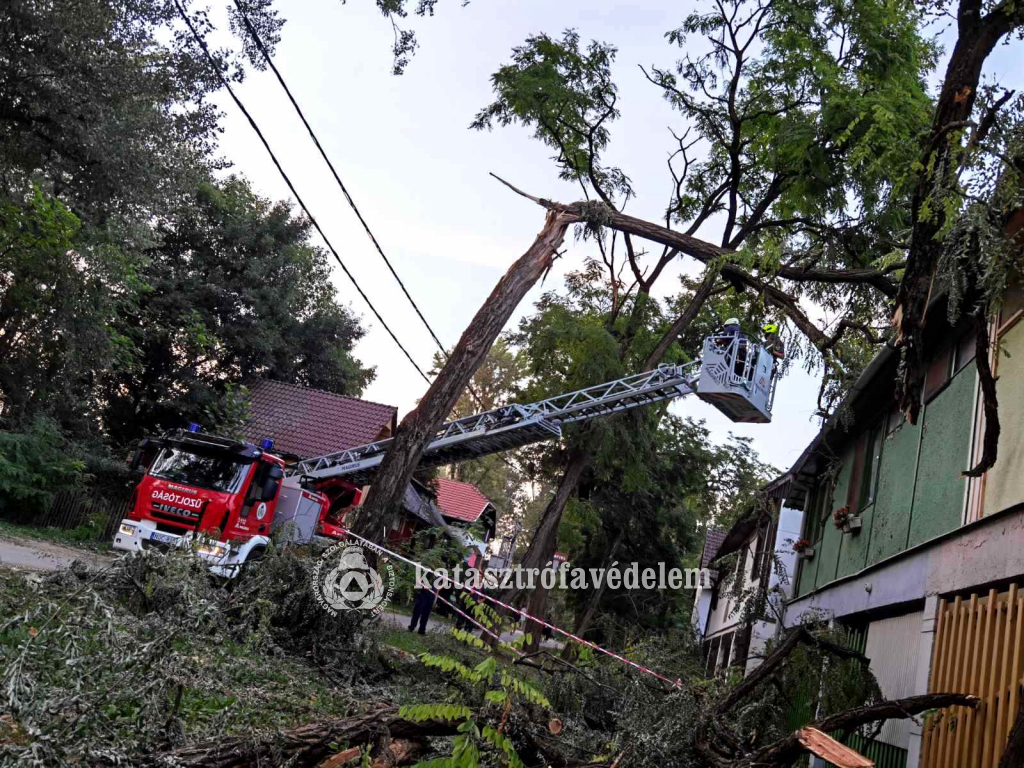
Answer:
245;379;397;460
701;527;728;570
403;481;449;529
712;474;793;562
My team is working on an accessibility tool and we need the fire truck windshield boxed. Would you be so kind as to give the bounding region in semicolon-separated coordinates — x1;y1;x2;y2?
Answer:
148;446;250;494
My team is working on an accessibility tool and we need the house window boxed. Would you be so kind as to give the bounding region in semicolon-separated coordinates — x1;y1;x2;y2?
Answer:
924;328;976;402
954;327;977;372
735;541;748;591
719;632;734;673
923;346;952;401
856;421;884;511
887;402;904;435
751;516;778;583
706;636;721;676
803;477;831;545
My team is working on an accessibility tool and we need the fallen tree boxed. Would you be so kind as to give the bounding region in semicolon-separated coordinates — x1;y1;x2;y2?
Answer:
351;210;573;546
160;703;462;768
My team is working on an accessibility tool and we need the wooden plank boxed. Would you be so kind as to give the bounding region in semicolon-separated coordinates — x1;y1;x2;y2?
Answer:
956;592;981;767
982;589;1004;768
973;590;998;768
928;600;953;768
995;585;1019;762
796;727;874;767
938;596;966;768
924;598;948;767
1009;594;1024;750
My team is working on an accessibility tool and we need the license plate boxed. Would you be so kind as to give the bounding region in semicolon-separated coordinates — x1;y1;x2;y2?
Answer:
150;531;177;545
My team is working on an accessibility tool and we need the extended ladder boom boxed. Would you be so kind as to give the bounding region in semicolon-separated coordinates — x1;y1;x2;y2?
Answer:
291;363;700;484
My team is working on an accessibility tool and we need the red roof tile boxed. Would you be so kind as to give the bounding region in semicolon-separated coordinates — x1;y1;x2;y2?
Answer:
244;379;396;459
433;478;492;523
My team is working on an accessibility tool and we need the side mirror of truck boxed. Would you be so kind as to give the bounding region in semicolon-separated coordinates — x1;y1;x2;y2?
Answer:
128;448;145;475
262;464;284;500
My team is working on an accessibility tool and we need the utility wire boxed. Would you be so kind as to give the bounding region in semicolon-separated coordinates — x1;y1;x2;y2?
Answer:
227;1;512;434
172;0;431;386
230;0;449;357
188;2;526;479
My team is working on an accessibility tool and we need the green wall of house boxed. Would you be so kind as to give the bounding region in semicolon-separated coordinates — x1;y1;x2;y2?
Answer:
868;418;921;564
795;365;974;598
908;370;973;545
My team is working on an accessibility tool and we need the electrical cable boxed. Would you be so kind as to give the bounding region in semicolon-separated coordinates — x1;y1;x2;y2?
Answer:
172;0;432;386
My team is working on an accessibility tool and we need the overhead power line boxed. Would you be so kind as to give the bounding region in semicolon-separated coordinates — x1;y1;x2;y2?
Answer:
230;0;449;358
228;4;528;477
172;0;431;386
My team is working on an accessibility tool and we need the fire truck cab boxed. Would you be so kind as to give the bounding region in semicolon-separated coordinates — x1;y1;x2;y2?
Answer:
113;428;320;577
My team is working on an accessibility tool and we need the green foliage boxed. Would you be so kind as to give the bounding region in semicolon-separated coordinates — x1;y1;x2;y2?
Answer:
204;383;254;442
101;176;374;447
472;30;630;201
0;418;86;519
0;546;366;765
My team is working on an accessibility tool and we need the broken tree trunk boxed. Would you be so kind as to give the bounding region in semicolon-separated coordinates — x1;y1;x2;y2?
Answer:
351;210;574;546
744;693;981;767
160;704;463;768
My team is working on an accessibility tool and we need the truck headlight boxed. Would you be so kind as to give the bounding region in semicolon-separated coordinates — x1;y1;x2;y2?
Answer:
120;523;137;536
197;542;227;558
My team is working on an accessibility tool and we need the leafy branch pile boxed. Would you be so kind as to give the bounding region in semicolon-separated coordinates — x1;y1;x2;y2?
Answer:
0;548;368;766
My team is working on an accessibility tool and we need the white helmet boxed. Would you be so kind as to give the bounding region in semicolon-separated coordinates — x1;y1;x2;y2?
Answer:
725;317;740;326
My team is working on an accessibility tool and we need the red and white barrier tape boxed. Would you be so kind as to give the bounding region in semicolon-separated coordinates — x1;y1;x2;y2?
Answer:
427;588;524;656
344;529;681;688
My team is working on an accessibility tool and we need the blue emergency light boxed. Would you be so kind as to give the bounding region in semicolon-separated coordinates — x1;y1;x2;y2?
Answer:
260;438;275;451
188;422;201;433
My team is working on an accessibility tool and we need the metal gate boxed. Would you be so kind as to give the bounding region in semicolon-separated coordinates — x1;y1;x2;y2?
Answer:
922;585;1024;768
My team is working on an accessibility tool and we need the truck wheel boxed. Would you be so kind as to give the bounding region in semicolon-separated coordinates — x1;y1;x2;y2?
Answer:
244;546;266;566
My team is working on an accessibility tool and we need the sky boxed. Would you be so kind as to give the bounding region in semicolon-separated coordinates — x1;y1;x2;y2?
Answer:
204;0;1017;474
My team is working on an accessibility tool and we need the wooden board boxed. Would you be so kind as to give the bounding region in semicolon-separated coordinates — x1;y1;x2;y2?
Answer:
796;727;874;768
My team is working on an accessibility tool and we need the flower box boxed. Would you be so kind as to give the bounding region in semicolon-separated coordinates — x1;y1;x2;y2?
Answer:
842;516;863;534
797;547;815;561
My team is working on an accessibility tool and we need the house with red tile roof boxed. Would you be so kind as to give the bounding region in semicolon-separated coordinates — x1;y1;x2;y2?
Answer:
244;379;397;460
242;379;496;560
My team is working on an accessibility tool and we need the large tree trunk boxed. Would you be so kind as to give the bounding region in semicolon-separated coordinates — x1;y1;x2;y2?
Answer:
516;442;592;651
351;211;573;545
160;703;463;768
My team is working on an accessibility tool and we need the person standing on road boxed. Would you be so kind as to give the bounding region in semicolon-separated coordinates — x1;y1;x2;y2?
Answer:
409;585;436;635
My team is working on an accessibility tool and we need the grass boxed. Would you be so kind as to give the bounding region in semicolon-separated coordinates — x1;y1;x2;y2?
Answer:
0;517;112;552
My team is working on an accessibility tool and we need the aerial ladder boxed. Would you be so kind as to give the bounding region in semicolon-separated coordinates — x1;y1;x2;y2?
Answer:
290;333;778;485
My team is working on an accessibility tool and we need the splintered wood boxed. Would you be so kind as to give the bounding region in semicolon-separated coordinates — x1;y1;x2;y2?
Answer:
796;728;874;768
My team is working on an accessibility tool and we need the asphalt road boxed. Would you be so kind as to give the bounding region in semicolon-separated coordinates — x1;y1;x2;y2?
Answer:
0;536;111;572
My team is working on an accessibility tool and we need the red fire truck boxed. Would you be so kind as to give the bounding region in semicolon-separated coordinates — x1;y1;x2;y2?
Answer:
112;426;358;577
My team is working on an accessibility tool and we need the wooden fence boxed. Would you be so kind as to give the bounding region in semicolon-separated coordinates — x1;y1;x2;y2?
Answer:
922;584;1024;768
34;487;133;541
